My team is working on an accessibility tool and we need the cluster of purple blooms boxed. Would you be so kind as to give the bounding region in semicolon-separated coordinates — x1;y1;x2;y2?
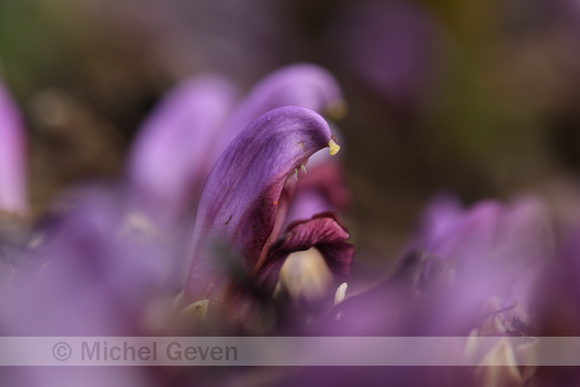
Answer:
0;64;579;386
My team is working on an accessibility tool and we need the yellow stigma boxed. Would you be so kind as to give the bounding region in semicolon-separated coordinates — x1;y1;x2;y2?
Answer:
328;138;340;156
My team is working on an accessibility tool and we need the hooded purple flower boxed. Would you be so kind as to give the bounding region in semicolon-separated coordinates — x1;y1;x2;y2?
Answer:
0;64;354;384
124;64;353;325
182;106;353;314
127;63;346;227
0;79;28;215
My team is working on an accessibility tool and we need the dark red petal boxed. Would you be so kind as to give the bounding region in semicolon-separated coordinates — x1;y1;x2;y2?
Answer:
255;212;354;293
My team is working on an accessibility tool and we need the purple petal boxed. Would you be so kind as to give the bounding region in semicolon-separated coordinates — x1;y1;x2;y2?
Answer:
184;106;339;302
284;190;333;227
410;192;463;249
284;161;350;227
256;212;354;293
429;200;503;262
536;225;580;336
211;63;345;164
0;79;28;214
1;185;170;336
127;74;239;224
396;194;554;335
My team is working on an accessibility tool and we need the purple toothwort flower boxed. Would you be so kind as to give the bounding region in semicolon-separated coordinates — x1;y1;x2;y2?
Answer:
182;106;352;312
213;63;346;161
127;63;346;227
125;64;352;325
0;79;28;215
0;64;354;384
321;194;552;386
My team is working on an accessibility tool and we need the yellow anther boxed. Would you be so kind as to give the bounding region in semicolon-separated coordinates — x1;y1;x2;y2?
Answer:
328;138;340;156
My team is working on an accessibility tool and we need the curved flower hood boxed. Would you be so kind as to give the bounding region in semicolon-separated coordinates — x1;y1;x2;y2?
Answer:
184;106;351;304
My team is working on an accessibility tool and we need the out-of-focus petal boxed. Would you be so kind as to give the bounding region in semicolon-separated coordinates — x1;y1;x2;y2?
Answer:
410;193;463;249
0;79;28;215
184;106;338;303
127;74;240;224
0;185;170;336
328;194;552;339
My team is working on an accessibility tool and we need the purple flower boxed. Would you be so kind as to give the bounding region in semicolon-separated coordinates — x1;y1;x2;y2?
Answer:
321;194;553;385
0;79;28;215
409;194;552;320
1;64;354;337
536;224;580;336
0;65;354;384
125;64;353;326
0;185;170;336
127;74;240;225
183;106;353;313
127;63;346;226
0;185;168;385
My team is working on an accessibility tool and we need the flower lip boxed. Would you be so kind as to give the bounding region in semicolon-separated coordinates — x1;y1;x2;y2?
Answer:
254;211;354;294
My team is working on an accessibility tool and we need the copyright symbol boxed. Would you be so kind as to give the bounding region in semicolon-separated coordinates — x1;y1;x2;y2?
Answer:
52;342;72;361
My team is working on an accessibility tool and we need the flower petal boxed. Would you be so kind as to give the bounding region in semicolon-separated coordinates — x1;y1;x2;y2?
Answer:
184;106;339;301
0;79;27;215
255;212;354;293
212;63;345;164
127;74;239;224
284;161;351;227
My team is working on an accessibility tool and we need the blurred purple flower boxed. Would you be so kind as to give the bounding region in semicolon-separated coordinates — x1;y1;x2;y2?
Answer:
127;74;240;225
0;79;28;215
0;186;170;336
408;195;552;343
321;194;553;385
333;194;552;334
